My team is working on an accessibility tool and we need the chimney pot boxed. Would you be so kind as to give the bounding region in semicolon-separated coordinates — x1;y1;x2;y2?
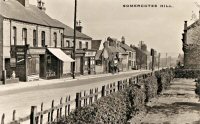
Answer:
184;21;187;31
76;26;82;32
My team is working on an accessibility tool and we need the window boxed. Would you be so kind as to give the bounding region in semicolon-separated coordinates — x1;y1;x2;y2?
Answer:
33;30;37;47
79;41;82;49
129;52;132;58
86;42;88;49
13;27;17;45
22;28;27;45
53;32;57;47
64;40;70;47
61;33;63;47
41;31;45;47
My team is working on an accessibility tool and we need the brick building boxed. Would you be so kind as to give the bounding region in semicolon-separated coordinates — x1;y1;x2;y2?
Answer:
182;11;200;69
54;20;97;76
0;0;74;82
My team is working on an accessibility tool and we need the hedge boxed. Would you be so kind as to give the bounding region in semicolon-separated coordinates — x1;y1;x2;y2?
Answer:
54;69;174;124
175;69;200;78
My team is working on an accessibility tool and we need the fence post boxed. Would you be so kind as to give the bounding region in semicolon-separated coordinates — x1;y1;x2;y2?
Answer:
83;91;86;106
1;114;5;124
95;88;98;101
129;78;132;85
118;81;122;91
2;70;6;85
40;103;43;124
51;100;54;122
76;92;81;109
12;110;16;121
30;106;37;124
60;97;63;118
101;85;106;97
65;96;68;117
68;96;71;115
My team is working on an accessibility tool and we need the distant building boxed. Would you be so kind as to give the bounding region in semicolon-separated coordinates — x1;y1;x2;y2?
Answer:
120;36;136;70
95;37;136;73
182;11;200;69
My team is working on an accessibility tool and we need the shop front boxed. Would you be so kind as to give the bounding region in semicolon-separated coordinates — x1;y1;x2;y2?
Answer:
10;45;74;81
84;50;96;75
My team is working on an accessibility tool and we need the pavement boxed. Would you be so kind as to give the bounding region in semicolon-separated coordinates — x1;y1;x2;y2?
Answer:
0;70;143;92
131;78;200;124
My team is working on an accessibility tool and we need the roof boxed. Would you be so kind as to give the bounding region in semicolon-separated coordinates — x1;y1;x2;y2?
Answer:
121;43;135;52
116;46;128;55
53;20;92;40
187;19;200;30
0;0;63;28
132;46;148;55
92;40;102;50
95;50;103;60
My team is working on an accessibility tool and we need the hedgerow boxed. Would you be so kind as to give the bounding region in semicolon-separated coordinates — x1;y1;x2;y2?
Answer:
54;69;174;124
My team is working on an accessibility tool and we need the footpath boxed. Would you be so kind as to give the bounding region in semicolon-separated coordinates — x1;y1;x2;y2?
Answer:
0;70;143;92
131;78;200;124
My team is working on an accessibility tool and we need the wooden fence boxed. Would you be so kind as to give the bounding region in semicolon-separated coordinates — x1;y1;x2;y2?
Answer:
1;72;152;124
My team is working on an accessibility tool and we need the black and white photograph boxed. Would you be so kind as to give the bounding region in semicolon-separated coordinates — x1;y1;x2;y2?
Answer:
0;0;200;123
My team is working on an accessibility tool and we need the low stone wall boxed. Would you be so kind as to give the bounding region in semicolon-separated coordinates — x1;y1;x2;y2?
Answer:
54;69;174;124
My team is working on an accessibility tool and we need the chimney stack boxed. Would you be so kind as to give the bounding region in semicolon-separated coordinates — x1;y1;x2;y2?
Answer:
37;0;46;12
121;36;125;44
76;20;82;32
16;0;29;7
184;21;187;31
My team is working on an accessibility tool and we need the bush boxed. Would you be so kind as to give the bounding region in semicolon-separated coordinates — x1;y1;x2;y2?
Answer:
155;68;174;94
143;75;158;102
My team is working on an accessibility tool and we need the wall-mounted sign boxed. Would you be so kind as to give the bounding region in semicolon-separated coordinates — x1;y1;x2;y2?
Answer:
85;51;96;57
29;48;46;55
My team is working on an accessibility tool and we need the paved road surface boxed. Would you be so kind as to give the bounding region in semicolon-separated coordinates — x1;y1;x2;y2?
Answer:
134;79;200;124
0;70;149;124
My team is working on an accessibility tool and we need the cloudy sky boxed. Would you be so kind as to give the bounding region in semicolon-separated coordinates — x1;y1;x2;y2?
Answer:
30;0;200;57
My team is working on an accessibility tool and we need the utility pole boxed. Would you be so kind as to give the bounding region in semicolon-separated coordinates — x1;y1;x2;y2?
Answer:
151;49;155;71
72;0;77;79
166;53;168;68
158;53;161;70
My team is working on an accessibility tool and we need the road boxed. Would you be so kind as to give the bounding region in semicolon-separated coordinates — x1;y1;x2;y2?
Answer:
133;78;200;124
0;70;149;124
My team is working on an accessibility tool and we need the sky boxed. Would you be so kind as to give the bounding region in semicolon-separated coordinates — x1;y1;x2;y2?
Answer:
30;0;200;57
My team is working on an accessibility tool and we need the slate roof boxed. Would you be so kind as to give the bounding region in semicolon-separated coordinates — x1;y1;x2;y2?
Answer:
92;40;102;50
53;20;92;40
121;43;135;52
95;50;103;60
0;0;63;28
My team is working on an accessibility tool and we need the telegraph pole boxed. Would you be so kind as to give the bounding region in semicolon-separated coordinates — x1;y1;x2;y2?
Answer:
72;0;77;79
158;53;161;70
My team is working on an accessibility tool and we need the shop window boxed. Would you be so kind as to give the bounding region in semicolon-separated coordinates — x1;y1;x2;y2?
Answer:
41;31;45;47
13;27;17;45
33;30;37;47
53;32;57;47
22;28;27;45
79;41;82;49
